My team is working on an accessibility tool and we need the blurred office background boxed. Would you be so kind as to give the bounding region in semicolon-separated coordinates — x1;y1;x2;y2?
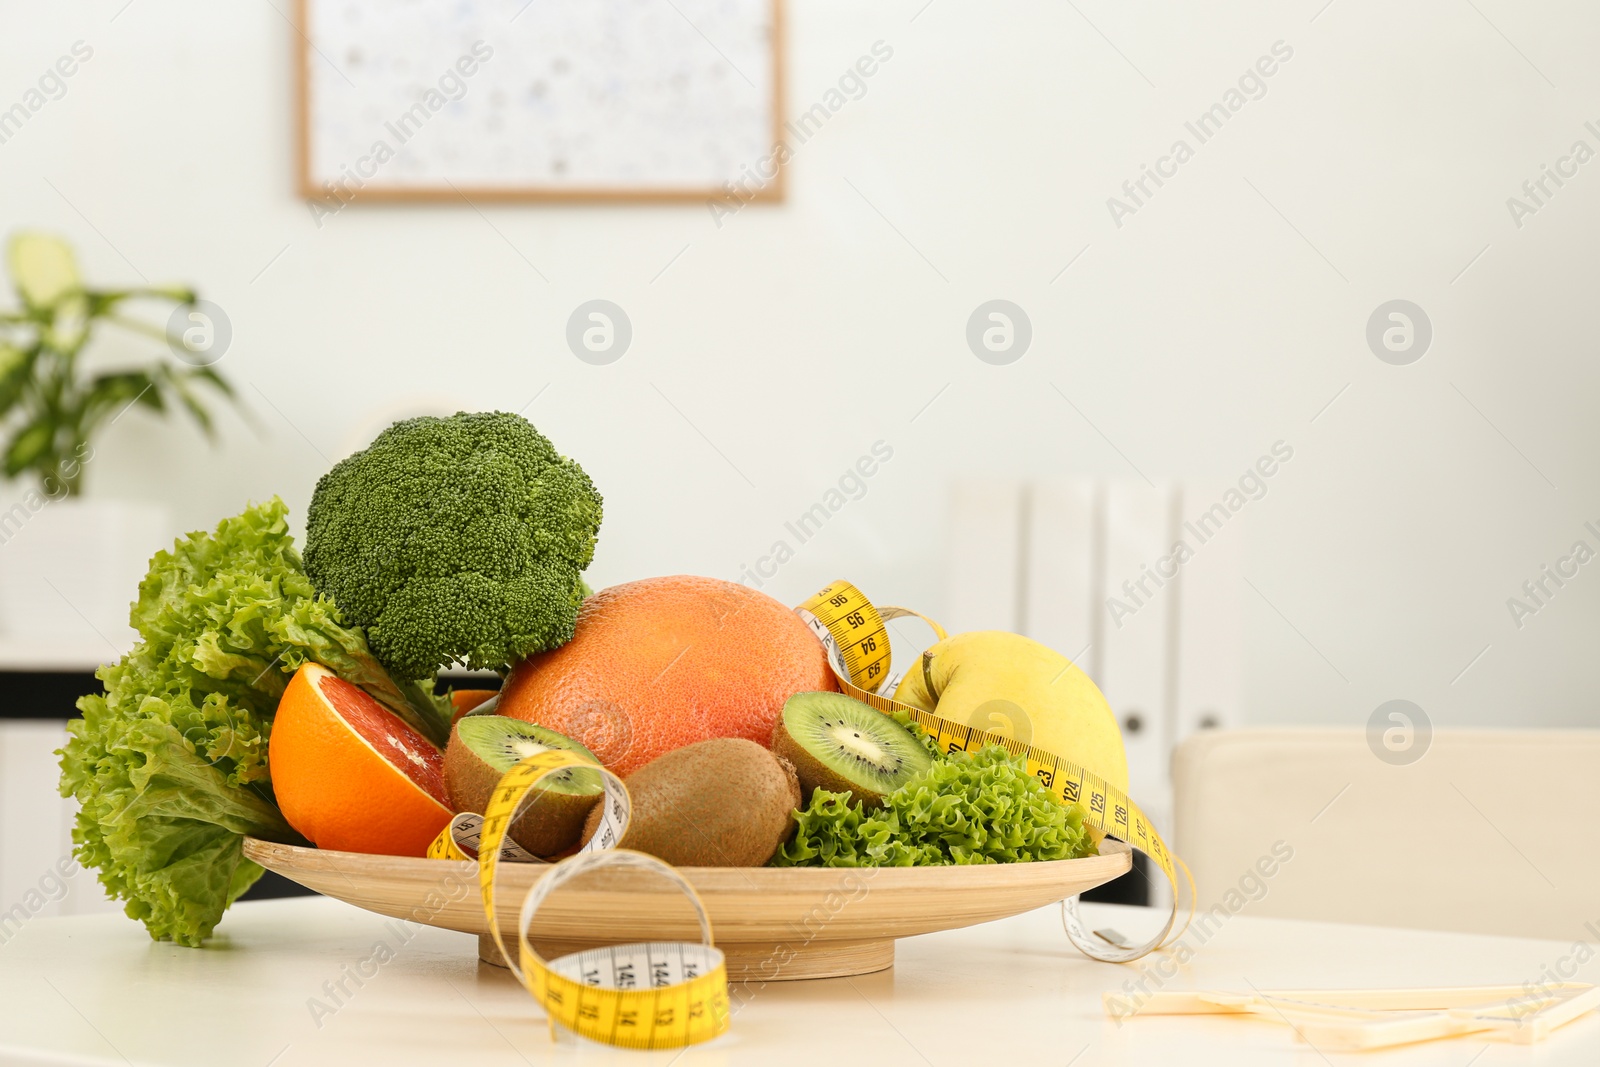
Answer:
2;2;1598;915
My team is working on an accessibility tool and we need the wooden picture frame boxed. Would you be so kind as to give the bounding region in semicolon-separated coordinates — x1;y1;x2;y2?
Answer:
294;0;785;204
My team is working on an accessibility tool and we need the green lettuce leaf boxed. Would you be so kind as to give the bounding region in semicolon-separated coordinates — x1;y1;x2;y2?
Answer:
58;498;442;946
772;744;1094;868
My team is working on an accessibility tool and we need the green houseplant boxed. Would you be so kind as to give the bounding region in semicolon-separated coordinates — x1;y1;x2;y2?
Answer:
0;231;238;641
0;232;234;499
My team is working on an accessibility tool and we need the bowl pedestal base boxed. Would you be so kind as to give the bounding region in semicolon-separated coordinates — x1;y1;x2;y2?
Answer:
478;933;895;982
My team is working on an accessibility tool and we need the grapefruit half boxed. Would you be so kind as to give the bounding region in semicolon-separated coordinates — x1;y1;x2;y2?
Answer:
269;662;451;856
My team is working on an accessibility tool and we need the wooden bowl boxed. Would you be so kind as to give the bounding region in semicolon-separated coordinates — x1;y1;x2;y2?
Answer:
242;837;1131;981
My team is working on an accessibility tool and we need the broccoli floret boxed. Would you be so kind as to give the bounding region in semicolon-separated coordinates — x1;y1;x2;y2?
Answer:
302;411;602;679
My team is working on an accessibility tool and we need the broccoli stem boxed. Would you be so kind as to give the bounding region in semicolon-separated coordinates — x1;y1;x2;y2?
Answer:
394;678;455;747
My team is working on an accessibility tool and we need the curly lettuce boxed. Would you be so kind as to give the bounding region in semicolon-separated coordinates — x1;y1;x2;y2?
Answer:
772;744;1094;867
57;499;447;946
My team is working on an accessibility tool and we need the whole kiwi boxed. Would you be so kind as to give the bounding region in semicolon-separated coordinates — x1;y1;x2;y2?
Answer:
583;738;800;867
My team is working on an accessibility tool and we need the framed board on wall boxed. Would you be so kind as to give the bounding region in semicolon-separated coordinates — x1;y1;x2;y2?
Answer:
295;0;784;203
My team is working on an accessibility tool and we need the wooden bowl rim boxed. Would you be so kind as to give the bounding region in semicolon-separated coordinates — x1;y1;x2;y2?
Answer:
243;836;1133;890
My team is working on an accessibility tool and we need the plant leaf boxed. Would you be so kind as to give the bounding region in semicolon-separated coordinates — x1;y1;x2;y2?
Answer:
44;292;90;352
4;418;55;477
0;344;25;377
186;365;235;398
86;290;132;318
84;371;164;425
164;368;215;439
8;233;81;310
88;286;197;322
0;344;36;418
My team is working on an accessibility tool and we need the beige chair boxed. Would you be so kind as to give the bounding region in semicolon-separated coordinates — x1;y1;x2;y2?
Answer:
1172;728;1600;941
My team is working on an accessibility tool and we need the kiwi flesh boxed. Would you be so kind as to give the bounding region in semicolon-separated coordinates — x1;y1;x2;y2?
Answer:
444;716;603;857
771;691;933;808
581;738;800;867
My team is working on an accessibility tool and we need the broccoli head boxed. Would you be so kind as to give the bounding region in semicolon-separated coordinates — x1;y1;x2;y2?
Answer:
302;411;602;679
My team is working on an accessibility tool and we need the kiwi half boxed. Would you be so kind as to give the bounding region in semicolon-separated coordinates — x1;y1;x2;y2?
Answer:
444;716;603;857
771;691;933;808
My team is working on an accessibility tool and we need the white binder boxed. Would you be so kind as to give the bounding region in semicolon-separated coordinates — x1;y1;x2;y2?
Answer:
1097;483;1176;833
1022;481;1099;678
1172;487;1242;743
943;480;1024;634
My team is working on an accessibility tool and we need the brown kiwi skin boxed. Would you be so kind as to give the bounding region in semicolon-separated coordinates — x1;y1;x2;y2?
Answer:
770;717;889;810
581;738;800;867
443;720;601;857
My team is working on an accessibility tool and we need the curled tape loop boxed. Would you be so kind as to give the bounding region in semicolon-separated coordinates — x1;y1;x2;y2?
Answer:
430;748;730;1048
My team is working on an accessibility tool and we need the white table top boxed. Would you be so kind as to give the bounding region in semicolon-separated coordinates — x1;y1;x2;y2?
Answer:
2;896;1597;1066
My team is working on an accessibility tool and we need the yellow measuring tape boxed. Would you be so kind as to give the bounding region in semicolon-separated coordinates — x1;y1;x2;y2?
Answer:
796;580;1195;964
426;811;541;863
425;578;1189;1051
428;750;731;1048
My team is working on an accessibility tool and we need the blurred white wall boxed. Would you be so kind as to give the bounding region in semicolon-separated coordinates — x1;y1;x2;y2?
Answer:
2;0;1598;731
